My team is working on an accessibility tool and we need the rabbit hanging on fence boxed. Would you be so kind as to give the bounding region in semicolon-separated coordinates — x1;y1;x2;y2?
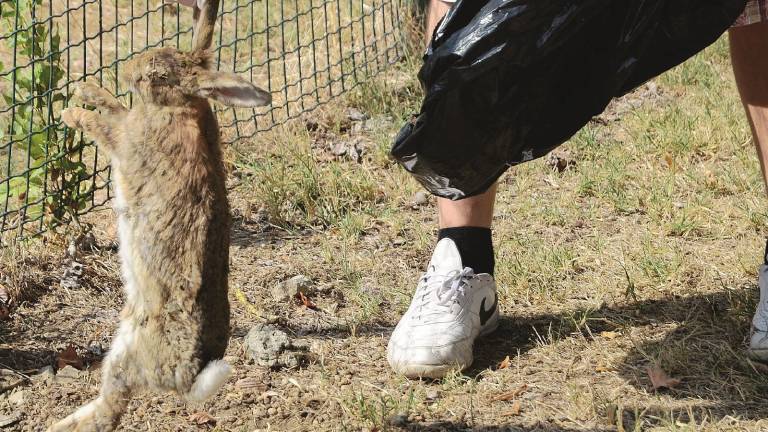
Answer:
49;1;271;430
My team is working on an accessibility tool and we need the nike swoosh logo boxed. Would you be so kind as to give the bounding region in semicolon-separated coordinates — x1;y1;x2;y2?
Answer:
479;293;498;326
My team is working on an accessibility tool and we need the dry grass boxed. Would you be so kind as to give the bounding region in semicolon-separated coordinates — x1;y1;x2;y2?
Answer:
1;25;768;432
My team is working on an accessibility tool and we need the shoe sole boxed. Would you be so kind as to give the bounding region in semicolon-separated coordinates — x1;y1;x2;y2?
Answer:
393;316;501;379
395;363;465;379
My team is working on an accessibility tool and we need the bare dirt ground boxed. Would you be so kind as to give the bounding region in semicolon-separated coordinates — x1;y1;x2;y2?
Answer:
2;37;768;431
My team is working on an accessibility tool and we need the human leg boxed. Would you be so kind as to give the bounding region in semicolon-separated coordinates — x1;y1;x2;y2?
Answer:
424;0;452;44
387;1;500;378
729;19;768;360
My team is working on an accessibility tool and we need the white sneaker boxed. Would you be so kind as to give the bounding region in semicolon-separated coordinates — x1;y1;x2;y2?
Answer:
749;264;768;362
387;238;499;378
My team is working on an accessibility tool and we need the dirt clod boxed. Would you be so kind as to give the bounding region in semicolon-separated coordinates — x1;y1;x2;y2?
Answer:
31;366;55;384
425;389;440;403
60;261;84;290
7;389;26;406
55;365;83;382
409;191;429;208
386;413;409;427
545;150;575;173
0;413;21;428
329;139;365;162
331;141;350;156
346;108;369;122
188;411;216;425
272;275;314;302
244;324;309;369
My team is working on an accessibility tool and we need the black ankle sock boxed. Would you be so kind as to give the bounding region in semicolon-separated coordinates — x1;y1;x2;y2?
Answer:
438;227;495;275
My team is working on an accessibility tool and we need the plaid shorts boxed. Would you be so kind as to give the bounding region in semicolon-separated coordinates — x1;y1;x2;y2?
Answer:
733;0;768;26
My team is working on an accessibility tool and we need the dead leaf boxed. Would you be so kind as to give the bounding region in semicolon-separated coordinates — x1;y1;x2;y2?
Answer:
595;363;614;373
0;304;9;321
56;345;85;370
600;331;620;339
646;364;681;390
490;384;528;401
87;360;103;372
500;400;521;416
664;154;675;171
189;411;216;425
497;355;512;370
296;292;319;311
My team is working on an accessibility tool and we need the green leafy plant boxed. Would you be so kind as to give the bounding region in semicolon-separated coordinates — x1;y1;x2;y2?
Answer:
0;0;90;229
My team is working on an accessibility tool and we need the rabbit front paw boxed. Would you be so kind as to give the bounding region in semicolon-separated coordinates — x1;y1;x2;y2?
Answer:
60;107;87;130
72;83;123;112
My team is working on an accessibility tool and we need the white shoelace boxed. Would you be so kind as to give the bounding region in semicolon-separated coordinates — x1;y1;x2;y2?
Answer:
413;267;475;321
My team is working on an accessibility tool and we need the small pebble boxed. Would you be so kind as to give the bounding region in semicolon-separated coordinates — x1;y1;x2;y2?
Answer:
410;191;429;208
426;389;440;403
347;108;368;122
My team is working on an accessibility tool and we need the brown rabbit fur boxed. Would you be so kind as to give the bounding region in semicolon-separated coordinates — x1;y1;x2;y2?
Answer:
48;1;271;430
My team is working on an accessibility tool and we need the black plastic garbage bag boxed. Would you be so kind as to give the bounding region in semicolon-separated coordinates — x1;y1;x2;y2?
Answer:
392;0;747;199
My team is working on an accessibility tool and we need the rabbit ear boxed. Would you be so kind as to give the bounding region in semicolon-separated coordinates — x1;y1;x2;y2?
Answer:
195;70;272;107
192;0;220;51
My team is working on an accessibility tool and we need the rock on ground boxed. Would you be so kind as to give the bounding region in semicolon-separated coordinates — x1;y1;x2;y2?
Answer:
271;275;314;302
244;324;309;369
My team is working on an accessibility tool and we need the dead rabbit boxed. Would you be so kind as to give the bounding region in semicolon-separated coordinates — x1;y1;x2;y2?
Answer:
49;1;271;430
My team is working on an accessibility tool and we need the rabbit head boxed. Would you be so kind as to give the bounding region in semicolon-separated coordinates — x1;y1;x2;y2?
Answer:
123;0;270;108
123;48;271;107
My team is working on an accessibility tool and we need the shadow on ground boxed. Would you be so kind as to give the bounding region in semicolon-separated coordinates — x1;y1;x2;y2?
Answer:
273;280;767;429
0;347;55;371
230;216;308;248
463;284;768;429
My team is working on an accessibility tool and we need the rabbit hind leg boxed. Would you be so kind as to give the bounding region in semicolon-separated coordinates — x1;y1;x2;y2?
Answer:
45;376;129;432
45;360;131;432
46;322;140;432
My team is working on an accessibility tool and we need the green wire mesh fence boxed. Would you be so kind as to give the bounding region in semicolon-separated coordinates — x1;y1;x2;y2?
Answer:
0;0;404;243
